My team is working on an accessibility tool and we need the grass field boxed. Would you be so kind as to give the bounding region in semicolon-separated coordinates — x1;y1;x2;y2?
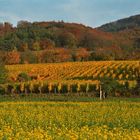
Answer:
0;97;139;139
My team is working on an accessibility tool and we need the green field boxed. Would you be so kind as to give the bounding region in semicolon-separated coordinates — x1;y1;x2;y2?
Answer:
0;97;139;139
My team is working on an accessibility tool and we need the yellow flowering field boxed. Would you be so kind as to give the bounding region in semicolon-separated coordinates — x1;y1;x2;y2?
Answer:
0;101;139;140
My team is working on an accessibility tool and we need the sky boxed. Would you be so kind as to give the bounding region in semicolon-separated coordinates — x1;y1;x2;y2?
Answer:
0;0;140;27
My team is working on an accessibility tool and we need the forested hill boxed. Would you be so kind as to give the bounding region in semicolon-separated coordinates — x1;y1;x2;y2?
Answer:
0;21;114;51
0;15;140;64
98;14;140;32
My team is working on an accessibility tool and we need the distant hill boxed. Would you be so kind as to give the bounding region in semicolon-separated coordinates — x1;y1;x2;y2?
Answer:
98;14;140;32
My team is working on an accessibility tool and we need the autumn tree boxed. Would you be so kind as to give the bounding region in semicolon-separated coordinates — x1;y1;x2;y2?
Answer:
32;41;41;51
57;31;77;49
20;51;38;64
3;50;20;65
41;49;64;63
20;43;29;51
40;39;55;49
75;48;90;61
79;32;96;49
4;22;13;31
17;20;31;28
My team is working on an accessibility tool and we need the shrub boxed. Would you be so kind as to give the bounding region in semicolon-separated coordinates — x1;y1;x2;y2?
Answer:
99;77;123;97
17;72;31;82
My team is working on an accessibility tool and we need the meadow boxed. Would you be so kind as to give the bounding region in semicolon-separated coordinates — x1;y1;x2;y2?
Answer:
0;98;139;140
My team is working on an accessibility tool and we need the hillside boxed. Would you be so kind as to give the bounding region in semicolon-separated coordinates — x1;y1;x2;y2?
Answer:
98;14;140;32
98;14;140;59
0;21;114;51
0;15;140;64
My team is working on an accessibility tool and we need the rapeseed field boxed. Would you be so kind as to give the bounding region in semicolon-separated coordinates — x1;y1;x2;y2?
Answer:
0;101;139;139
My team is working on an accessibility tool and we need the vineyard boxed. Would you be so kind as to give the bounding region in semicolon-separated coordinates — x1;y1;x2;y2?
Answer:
0;61;139;95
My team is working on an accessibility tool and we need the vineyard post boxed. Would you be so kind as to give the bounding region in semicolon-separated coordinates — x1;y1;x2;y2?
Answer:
99;84;103;100
38;82;43;94
86;83;89;94
103;91;106;99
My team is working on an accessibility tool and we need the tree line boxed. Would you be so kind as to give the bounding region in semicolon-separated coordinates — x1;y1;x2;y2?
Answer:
0;20;140;64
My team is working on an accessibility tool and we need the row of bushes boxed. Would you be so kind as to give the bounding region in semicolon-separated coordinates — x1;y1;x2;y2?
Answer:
0;80;139;97
0;82;96;94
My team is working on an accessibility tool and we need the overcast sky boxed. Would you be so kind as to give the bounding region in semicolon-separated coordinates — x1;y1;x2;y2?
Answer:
0;0;140;27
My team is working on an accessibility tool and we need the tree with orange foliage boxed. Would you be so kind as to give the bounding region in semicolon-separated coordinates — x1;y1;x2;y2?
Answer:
20;43;29;51
3;50;20;65
40;39;55;49
72;48;90;61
